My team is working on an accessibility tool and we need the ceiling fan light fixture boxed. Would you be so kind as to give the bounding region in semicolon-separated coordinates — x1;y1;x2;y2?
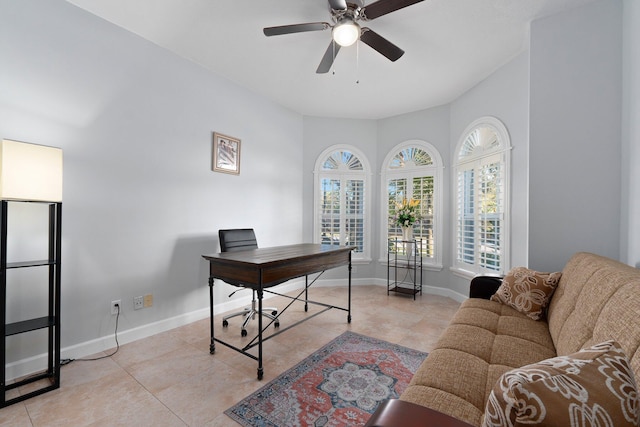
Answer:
332;19;360;47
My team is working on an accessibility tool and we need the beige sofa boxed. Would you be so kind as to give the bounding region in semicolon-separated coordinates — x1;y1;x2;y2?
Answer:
367;252;640;426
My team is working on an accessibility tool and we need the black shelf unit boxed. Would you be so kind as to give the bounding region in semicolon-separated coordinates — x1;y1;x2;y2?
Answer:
387;237;422;299
1;200;61;407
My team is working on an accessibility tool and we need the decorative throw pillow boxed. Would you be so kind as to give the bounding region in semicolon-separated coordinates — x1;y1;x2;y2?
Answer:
482;340;640;427
490;267;562;320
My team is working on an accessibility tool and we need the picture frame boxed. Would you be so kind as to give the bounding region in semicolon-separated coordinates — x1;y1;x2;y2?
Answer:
212;132;241;175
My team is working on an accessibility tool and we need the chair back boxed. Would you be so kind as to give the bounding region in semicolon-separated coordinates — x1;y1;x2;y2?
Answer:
219;228;258;253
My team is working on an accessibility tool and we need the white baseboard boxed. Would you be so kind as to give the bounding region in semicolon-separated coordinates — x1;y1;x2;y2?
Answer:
350;278;468;303
5;279;306;381
420;284;468;303
6;279;467;381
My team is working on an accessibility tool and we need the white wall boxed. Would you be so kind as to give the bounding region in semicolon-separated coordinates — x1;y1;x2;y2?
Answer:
622;0;640;267
0;0;303;371
529;0;623;271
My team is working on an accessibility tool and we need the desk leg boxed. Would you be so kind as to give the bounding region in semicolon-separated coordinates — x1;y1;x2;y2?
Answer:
348;251;352;323
304;275;309;312
208;276;216;354
257;287;264;380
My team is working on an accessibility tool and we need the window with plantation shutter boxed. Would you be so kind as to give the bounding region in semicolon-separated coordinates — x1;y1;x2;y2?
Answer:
314;145;371;261
453;117;510;276
381;141;443;268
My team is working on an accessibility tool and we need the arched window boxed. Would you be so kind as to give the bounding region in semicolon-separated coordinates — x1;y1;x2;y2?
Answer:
453;117;511;276
381;141;443;267
314;145;371;261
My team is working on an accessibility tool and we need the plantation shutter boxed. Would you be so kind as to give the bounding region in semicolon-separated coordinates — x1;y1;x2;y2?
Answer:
320;178;341;246
412;176;435;259
387;178;408;240
345;179;365;252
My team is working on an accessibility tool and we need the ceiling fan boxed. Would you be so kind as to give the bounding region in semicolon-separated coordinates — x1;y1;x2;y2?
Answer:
263;0;425;74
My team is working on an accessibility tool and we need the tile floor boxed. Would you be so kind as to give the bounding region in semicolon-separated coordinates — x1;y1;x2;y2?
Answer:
0;285;460;427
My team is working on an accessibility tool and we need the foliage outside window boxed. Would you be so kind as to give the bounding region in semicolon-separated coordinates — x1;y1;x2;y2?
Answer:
382;141;443;266
314;145;371;261
454;117;510;276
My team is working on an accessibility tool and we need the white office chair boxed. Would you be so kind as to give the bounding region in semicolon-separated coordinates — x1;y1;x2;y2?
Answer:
218;228;280;337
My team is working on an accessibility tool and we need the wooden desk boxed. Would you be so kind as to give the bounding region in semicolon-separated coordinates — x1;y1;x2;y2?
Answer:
202;243;353;379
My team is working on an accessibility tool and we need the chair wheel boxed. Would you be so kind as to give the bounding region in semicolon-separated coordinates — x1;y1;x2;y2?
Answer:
241;329;247;337
271;310;278;316
274;321;280;328
222;320;229;327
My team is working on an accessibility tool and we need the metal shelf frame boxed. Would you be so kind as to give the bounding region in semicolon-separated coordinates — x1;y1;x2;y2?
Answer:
387;237;423;299
0;200;61;407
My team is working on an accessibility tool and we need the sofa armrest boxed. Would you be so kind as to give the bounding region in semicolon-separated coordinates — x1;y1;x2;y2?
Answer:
364;399;475;427
469;275;503;299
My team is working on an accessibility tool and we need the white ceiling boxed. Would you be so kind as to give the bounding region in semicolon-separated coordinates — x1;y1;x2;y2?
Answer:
66;0;598;120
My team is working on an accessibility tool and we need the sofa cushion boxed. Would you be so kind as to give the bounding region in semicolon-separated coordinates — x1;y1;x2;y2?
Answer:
490;267;562;320
400;298;556;426
482;340;640;427
546;253;640;381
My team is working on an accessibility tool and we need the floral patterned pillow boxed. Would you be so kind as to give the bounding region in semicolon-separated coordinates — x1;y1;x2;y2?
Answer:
483;340;640;427
490;267;562;320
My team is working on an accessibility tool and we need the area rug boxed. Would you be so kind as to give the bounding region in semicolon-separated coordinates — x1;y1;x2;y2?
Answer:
225;331;428;427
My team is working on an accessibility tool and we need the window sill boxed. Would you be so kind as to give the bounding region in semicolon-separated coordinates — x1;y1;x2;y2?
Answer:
450;267;476;280
450;266;503;280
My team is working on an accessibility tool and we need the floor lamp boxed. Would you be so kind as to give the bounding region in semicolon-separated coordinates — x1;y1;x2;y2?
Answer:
0;138;63;407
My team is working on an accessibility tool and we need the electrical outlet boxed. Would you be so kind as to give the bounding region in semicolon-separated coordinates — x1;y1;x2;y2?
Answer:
111;300;121;315
133;295;143;310
143;294;153;308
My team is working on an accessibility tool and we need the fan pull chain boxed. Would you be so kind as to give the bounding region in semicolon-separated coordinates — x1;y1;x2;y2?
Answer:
356;40;360;84
332;41;337;76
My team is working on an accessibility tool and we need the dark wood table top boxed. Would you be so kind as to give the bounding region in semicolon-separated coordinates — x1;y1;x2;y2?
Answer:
202;243;350;264
202;243;353;288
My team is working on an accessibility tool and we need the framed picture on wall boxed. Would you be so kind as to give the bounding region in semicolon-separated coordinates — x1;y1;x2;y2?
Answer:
212;132;241;175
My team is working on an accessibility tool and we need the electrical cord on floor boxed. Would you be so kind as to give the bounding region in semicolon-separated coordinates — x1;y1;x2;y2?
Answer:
60;303;121;366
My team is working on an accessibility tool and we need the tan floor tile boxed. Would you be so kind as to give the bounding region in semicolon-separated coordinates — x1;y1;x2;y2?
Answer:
124;346;218;395
153;359;247;426
109;330;190;369
24;369;182;426
0;401;32;427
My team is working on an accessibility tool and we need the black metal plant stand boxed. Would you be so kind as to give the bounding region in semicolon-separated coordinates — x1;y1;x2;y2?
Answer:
387;237;422;299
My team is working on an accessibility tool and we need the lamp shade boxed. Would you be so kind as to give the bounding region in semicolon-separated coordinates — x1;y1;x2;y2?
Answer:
0;139;63;202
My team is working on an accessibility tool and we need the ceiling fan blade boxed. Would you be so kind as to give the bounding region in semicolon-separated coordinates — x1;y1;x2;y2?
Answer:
360;28;404;61
361;0;425;20
263;22;330;37
328;0;348;11
316;42;341;74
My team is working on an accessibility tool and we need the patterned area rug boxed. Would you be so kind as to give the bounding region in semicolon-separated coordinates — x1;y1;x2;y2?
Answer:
225;331;428;427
